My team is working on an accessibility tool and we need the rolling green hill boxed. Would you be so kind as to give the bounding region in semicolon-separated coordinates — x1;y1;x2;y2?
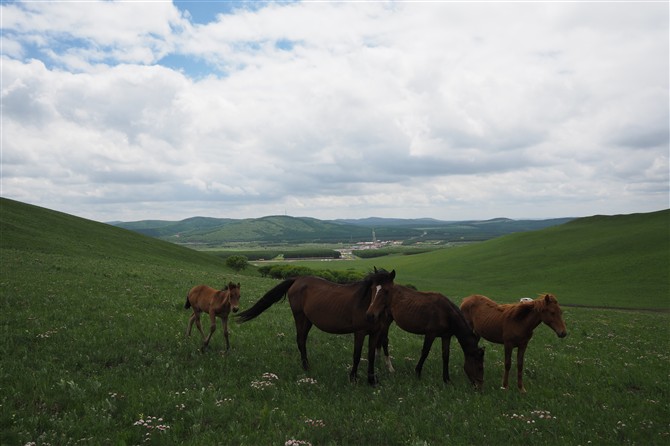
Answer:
2;197;667;310
0;198;230;270
321;210;670;310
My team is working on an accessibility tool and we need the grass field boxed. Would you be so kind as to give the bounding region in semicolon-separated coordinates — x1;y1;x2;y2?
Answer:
1;198;669;445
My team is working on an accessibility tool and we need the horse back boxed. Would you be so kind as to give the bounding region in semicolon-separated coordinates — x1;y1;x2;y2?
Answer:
460;294;507;343
187;285;221;312
391;288;452;335
290;276;368;333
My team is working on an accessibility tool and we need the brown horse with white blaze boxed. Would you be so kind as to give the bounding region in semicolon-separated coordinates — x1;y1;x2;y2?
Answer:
460;293;567;392
185;282;241;351
366;285;485;389
236;268;396;385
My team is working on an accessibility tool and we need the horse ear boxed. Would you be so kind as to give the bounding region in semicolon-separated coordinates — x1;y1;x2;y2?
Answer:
374;266;378;273
390;269;396;280
237;282;241;288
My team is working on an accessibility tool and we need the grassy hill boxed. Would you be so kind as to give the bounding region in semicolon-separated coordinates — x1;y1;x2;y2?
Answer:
295;210;670;310
3;197;666;309
0;198;230;269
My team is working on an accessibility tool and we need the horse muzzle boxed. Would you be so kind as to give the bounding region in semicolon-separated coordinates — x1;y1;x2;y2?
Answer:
232;307;239;313
557;330;567;338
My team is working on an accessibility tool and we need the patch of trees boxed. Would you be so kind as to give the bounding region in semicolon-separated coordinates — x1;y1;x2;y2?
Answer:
257;265;364;283
212;249;341;261
353;248;437;258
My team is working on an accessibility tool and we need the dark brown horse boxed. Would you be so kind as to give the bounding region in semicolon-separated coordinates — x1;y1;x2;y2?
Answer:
185;282;241;351
460;293;567;392
366;285;485;389
236;268;396;385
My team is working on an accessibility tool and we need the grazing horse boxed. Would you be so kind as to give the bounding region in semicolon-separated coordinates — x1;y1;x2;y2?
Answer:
236;268;396;385
366;285;485;389
460;294;567;392
185;282;241;351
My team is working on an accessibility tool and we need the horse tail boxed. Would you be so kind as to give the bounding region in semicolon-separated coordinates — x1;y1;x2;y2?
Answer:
236;278;295;323
184;293;191;310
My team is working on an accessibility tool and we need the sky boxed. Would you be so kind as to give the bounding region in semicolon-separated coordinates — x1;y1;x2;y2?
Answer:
1;1;668;223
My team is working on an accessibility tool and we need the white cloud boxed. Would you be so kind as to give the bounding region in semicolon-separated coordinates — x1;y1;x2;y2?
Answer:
1;1;668;222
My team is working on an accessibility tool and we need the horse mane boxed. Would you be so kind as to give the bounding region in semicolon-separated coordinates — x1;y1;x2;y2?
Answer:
222;282;239;292
355;268;394;301
511;294;553;321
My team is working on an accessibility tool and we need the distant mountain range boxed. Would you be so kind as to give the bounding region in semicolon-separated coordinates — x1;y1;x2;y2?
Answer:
111;215;575;245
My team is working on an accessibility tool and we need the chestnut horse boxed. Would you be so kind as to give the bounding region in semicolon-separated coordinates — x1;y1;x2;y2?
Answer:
236;268;396;385
367;285;485;389
185;282;241;351
460;293;567;392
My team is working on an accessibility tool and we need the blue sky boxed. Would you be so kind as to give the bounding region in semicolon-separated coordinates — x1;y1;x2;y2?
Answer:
1;1;668;222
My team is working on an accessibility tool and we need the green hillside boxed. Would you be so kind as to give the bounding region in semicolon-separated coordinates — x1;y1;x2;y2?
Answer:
0;198;230;269
342;209;670;309
2;197;667;310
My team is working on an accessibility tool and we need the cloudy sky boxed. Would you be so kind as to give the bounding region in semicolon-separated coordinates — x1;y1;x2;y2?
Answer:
2;1;668;223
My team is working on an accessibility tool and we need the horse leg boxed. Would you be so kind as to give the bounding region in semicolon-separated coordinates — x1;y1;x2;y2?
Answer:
202;312;216;350
415;335;436;379
350;331;366;383
517;343;528;393
366;331;380;386
221;314;230;351
441;335;452;383
293;313;313;371
186;312;197;337
376;324;395;373
194;312;206;339
503;343;514;390
382;331;395;373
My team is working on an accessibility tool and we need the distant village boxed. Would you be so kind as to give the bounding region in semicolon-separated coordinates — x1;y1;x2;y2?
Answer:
337;229;403;259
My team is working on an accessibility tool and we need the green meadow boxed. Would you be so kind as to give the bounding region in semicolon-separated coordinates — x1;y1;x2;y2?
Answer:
1;198;668;445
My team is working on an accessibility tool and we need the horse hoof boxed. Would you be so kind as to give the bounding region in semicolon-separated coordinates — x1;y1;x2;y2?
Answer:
368;375;379;386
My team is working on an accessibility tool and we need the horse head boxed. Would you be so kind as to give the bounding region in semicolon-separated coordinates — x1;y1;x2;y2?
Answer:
227;282;242;313
539;294;567;338
463;346;485;390
365;267;396;323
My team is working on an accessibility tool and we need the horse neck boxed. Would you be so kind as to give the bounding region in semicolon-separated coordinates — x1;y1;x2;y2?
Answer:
516;303;543;332
217;289;230;305
450;305;481;355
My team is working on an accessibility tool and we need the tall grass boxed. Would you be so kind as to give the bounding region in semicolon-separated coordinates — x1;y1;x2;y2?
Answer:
1;199;669;445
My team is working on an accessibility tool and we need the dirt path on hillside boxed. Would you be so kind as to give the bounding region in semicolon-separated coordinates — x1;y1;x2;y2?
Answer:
561;303;670;313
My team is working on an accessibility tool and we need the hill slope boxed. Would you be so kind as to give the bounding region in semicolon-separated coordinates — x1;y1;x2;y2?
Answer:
2;197;667;310
360;209;670;309
0;198;228;269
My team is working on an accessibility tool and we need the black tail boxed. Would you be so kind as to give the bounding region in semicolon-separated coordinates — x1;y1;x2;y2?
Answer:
184;294;191;310
236;279;295;323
